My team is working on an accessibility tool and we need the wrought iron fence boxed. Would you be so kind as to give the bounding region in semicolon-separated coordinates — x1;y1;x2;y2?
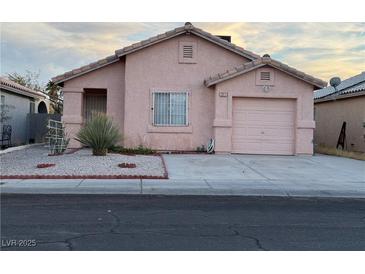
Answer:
46;119;69;155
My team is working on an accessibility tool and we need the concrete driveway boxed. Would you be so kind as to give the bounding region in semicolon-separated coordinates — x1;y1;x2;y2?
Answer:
2;154;364;198
165;154;364;181
160;154;365;197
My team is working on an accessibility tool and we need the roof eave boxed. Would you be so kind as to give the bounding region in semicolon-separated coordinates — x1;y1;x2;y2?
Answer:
205;62;327;89
315;90;365;103
52;58;120;85
115;30;186;57
267;64;327;89
190;30;257;61
1;84;46;99
205;63;266;87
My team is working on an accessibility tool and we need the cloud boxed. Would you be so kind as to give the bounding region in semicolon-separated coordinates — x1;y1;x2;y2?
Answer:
1;22;364;84
195;22;365;80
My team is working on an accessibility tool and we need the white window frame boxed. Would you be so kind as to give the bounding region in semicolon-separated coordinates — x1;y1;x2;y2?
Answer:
152;91;189;127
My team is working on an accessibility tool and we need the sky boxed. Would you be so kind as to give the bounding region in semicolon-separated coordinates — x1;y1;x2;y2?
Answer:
1;22;364;86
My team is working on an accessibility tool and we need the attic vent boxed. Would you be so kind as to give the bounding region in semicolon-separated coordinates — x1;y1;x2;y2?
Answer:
260;71;271;81
183;45;193;58
179;42;197;64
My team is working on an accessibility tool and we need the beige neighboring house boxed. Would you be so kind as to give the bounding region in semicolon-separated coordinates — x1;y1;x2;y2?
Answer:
314;72;365;152
0;76;51;145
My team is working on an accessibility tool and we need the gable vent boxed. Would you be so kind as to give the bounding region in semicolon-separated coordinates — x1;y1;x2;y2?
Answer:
183;45;193;59
260;71;271;81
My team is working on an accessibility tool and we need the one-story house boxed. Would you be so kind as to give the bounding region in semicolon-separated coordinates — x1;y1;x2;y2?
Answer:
314;72;365;152
0;76;51;145
52;22;326;155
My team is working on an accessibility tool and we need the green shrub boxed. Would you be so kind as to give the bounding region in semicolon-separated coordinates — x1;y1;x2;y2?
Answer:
75;113;121;156
196;145;206;153
109;145;155;155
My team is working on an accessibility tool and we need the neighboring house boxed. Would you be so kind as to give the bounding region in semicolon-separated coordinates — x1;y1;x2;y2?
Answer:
0;76;50;145
53;22;326;155
314;72;365;152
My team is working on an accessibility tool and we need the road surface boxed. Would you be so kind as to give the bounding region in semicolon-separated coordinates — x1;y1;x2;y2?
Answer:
1;194;365;250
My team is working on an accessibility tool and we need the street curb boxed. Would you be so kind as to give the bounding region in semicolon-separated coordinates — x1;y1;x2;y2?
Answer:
1;187;364;199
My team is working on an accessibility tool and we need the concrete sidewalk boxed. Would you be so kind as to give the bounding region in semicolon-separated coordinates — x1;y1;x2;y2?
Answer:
1;178;364;198
1;154;364;198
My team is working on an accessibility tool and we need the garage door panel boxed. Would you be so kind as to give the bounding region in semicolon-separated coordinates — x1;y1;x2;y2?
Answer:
233;126;293;139
233;112;294;126
232;98;295;155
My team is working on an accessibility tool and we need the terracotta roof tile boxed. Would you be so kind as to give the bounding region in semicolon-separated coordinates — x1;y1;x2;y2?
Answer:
0;76;47;98
53;23;260;84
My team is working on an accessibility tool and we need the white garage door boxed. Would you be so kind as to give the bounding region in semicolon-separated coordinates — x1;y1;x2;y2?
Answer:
232;98;295;155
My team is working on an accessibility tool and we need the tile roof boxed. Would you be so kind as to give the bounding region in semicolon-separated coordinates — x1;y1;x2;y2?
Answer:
52;54;119;84
314;71;365;100
0;76;47;99
114;22;260;60
52;22;260;84
204;56;327;88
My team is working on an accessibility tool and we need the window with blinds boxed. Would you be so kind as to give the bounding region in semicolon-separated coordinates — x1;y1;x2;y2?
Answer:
153;92;188;126
84;94;107;122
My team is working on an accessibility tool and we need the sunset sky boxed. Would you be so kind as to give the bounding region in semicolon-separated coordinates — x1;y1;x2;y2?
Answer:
1;22;364;86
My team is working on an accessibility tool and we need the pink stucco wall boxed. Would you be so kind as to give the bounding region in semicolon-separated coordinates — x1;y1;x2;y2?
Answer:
61;33;315;155
62;60;125;147
213;66;315;154
123;33;249;150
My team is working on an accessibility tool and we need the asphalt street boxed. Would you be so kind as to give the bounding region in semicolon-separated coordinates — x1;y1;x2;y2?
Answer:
1;194;365;251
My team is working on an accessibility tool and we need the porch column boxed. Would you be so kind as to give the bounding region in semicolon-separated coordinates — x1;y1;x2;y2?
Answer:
213;87;232;154
62;87;84;148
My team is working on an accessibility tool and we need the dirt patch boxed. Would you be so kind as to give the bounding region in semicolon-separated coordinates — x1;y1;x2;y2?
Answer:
315;145;365;161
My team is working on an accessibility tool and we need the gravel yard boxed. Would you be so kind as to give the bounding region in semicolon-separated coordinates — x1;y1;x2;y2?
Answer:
0;146;166;178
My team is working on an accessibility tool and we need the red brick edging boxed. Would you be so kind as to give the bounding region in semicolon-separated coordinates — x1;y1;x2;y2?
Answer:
0;154;169;180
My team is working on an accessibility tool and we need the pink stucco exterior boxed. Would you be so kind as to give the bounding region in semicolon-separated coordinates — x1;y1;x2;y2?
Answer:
60;27;321;155
213;68;315;154
63;61;125;148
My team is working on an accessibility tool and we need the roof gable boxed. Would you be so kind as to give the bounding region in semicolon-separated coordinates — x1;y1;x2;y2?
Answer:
204;56;327;89
52;22;260;85
114;22;260;61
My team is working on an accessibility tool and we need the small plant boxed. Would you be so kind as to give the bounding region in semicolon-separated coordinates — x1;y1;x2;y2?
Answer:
196;145;206;153
75;113;121;156
118;163;137;168
109;145;155;155
37;163;56;168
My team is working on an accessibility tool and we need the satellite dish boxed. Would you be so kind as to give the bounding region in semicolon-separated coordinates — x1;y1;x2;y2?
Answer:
330;77;341;88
